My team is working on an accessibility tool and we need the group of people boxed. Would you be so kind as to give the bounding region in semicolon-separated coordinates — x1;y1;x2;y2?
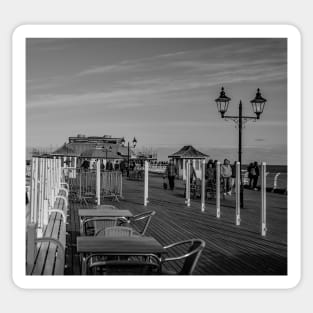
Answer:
206;159;233;197
164;158;260;196
81;159;120;172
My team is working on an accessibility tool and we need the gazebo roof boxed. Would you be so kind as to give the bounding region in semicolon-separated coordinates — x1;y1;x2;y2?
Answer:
52;143;78;156
168;145;209;159
80;146;123;159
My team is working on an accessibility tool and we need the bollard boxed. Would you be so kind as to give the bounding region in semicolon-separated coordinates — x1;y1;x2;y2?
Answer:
185;160;190;207
235;162;241;226
144;161;149;206
201;159;206;212
96;159;101;205
261;162;267;236
216;161;221;218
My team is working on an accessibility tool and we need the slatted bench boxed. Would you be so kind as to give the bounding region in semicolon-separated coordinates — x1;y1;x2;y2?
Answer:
26;192;68;275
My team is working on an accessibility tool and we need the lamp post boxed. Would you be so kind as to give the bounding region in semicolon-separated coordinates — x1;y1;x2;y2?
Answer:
121;137;137;177
215;87;267;208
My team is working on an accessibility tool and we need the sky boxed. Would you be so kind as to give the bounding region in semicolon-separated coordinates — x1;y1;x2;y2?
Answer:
26;38;287;164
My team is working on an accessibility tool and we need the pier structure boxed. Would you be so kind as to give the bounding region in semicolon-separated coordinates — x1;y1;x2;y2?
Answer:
25;154;287;276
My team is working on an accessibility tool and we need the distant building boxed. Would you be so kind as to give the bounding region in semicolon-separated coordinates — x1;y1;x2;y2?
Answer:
168;145;209;179
52;134;136;168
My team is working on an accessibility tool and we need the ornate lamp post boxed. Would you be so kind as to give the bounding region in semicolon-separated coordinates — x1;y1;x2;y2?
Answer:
215;87;267;208
121;137;137;177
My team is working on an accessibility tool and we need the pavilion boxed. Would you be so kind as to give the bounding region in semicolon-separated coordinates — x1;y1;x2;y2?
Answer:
168;145;209;179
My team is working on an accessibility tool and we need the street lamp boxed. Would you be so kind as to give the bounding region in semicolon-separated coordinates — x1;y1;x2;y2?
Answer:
215;87;267;208
121;136;137;177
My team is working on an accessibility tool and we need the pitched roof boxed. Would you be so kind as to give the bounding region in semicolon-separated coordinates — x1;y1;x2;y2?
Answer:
52;143;78;156
168;145;209;159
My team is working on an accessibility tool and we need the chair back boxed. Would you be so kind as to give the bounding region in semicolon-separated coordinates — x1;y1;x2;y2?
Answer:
180;239;205;275
130;211;156;236
94;218;118;236
86;254;161;275
82;217;118;236
104;226;133;237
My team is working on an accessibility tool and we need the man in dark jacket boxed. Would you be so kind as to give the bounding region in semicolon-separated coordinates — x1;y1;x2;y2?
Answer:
252;161;260;190
165;159;178;191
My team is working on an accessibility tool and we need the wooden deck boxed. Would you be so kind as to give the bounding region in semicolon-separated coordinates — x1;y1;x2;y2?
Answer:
65;174;287;275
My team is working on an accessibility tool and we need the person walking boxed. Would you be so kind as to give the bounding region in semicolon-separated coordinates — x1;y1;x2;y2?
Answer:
221;158;232;195
252;161;260;190
247;162;254;189
165;159;178;191
205;159;215;199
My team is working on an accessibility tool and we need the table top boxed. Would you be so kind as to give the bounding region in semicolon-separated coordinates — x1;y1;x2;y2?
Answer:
78;208;133;218
96;205;118;210
77;236;166;254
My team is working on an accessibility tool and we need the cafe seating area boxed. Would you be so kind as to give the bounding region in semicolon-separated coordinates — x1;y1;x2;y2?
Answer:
76;202;205;275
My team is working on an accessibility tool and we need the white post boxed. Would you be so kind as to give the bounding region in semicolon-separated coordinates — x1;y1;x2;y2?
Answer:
201;159;206;212
43;199;49;226
96;159;101;205
30;158;36;223
261;162;267;236
38;158;44;231
185;160;190;207
33;157;39;224
272;172;281;192
144;160;149;206
47;159;52;208
216;161;221;218
235;162;241;226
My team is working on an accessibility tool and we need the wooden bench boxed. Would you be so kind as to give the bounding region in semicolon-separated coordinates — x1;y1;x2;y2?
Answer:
26;191;68;275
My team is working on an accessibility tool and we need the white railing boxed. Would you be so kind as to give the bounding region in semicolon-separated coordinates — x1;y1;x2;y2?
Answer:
29;156;67;236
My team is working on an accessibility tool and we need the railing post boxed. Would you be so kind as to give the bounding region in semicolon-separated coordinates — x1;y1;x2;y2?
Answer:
43;199;49;226
38;158;44;232
30;157;37;223
96;159;101;205
144;161;149;206
216;161;221;218
235;161;241;225
185;160;190;207
261;162;267;236
201;159;206;212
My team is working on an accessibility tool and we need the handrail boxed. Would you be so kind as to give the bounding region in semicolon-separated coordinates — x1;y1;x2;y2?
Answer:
35;237;65;275
55;195;68;209
49;208;67;224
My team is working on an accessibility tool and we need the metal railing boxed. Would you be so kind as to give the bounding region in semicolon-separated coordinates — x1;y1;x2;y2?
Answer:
67;168;123;201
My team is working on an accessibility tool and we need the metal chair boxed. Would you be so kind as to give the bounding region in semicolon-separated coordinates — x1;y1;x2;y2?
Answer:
119;211;156;236
82;217;118;236
160;239;205;275
86;253;161;275
104;226;133;237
